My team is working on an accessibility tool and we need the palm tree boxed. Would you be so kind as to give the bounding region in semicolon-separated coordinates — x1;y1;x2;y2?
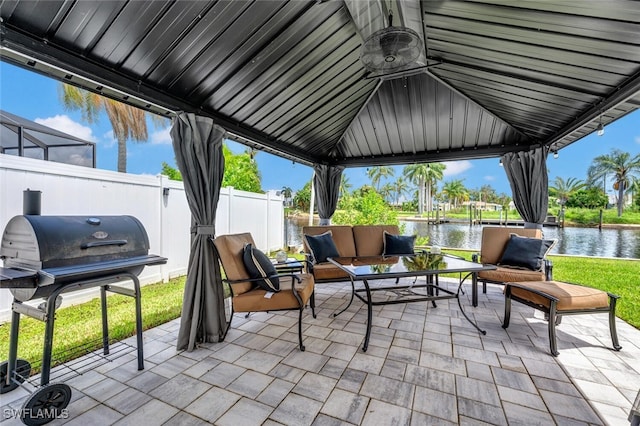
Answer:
60;84;159;173
393;177;410;207
281;186;293;206
339;174;352;198
403;164;428;214
425;163;446;212
379;182;395;204
549;177;586;208
367;166;394;191
587;149;640;216
549;177;586;220
441;179;468;208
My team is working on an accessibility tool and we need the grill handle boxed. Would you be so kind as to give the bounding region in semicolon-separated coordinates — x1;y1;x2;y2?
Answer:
81;240;128;249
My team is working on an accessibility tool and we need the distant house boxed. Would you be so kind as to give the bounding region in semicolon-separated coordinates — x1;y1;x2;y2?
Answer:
0;109;96;167
461;201;503;211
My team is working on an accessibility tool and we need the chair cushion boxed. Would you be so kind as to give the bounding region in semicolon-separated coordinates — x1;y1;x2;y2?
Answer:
243;243;280;292
480;227;541;265
508;280;609;311
304;231;340;263
382;231;416;255
499;234;555;271
213;233;255;295
479;266;546;283
233;273;315;312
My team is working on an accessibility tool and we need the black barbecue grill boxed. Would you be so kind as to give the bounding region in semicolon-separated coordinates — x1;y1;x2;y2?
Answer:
0;214;167;425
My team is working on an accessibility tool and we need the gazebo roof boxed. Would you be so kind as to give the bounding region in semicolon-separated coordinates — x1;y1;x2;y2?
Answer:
1;1;639;167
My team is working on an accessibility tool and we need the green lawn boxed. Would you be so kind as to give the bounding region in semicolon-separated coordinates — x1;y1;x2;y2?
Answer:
0;277;186;372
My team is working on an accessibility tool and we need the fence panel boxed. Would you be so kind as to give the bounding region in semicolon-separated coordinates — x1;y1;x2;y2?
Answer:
0;154;283;322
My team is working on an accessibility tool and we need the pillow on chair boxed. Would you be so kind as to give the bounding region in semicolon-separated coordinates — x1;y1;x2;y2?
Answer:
304;231;340;263
499;234;555;271
383;231;416;255
243;243;280;292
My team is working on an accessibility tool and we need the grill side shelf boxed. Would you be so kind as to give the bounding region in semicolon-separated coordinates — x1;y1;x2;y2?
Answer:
0;267;38;288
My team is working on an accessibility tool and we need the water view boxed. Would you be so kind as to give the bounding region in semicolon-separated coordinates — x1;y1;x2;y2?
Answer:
285;218;640;259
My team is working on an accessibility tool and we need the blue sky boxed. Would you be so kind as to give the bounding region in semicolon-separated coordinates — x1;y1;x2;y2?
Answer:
1;61;638;198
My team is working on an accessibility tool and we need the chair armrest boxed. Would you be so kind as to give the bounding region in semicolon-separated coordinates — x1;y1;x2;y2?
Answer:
301;252;315;273
544;259;553;281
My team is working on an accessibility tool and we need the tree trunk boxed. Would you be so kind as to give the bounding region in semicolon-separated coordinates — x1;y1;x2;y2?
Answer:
117;130;127;173
417;178;424;214
617;181;625;217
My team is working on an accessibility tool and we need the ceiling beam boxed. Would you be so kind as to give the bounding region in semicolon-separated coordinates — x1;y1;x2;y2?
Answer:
0;25;320;165
332;144;532;167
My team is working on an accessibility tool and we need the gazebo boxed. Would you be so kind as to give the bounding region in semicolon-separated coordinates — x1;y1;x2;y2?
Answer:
2;1;639;349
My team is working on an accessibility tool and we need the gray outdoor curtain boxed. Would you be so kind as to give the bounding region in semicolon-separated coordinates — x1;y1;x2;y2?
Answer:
313;164;344;225
171;112;227;351
502;146;549;229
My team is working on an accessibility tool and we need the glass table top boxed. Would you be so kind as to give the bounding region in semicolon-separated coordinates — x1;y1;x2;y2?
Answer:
328;252;492;278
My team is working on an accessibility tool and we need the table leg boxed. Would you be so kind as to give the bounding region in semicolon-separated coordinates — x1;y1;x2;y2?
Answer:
334;278;356;318
472;272;478;307
362;278;372;352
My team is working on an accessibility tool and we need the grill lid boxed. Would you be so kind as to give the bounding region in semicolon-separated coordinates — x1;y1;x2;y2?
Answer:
1;215;151;270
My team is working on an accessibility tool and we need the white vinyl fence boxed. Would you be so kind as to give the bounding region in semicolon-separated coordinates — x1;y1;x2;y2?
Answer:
0;154;284;323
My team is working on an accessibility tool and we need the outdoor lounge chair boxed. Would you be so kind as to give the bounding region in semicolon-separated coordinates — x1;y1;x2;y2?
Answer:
472;227;553;293
213;233;316;351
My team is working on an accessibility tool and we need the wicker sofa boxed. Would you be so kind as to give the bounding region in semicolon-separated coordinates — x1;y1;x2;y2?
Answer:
301;225;400;283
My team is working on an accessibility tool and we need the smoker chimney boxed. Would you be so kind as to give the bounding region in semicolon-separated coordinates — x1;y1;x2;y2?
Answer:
23;189;41;215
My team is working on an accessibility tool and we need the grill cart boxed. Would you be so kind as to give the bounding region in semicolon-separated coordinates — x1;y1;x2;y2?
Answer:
0;215;166;425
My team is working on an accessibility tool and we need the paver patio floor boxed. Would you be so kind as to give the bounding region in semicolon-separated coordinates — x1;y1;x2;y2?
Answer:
2;278;638;425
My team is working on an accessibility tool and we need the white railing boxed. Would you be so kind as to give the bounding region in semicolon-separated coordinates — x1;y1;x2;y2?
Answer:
0;154;284;322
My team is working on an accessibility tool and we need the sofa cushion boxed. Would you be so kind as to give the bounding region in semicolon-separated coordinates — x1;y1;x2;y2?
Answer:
302;225;357;257
382;231;416;255
499;234;555;271
304;231;340;263
311;263;352;281
480;227;541;265
352;225;399;256
243;243;280;292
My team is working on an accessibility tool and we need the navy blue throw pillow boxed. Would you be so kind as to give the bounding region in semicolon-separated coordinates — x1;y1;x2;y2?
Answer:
304;231;340;263
243;243;280;292
383;231;416;255
499;234;555;271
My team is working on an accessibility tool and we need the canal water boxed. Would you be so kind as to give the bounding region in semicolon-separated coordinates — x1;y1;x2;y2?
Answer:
285;218;640;259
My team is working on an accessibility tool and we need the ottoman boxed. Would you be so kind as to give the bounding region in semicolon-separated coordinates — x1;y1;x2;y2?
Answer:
502;280;622;356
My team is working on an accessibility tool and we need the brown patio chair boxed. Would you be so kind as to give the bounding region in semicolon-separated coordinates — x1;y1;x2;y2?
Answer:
213;233;316;351
472;227;553;293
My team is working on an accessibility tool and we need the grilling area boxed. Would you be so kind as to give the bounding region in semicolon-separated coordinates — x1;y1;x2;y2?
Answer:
2;1;640;425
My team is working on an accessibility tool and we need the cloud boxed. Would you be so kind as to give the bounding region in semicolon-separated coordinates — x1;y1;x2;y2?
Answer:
484;175;496;181
150;127;172;145
34;115;97;142
102;130;117;148
442;160;472;177
635;136;640;145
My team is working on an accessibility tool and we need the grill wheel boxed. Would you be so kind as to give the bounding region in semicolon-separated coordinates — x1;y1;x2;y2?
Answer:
0;359;31;394
21;383;72;426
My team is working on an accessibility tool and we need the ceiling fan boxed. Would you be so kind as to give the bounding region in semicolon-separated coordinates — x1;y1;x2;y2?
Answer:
360;11;425;79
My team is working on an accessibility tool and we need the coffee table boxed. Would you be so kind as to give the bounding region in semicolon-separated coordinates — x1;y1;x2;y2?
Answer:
328;252;496;351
